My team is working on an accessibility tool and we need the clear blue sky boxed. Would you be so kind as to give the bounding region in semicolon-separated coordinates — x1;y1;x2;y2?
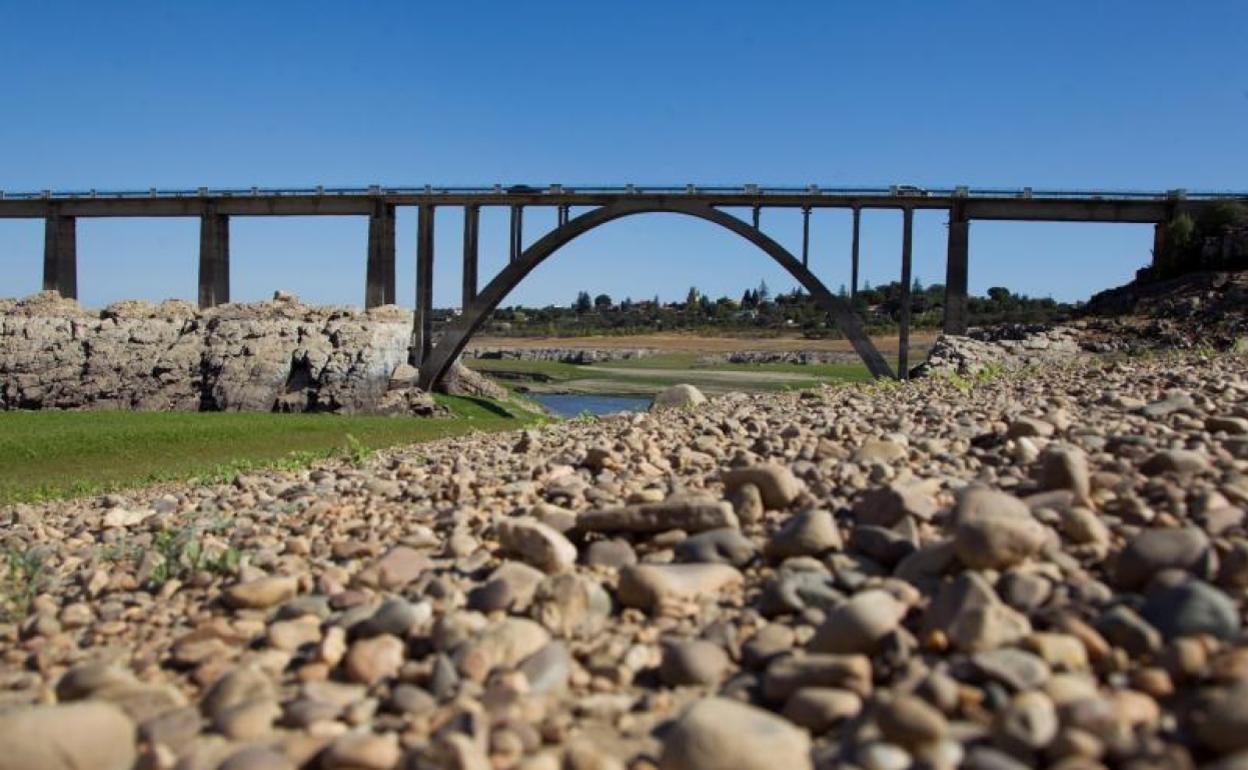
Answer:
1;1;1245;309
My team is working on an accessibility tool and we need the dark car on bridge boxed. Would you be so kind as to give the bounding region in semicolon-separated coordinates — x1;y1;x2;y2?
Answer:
891;184;929;197
506;184;541;194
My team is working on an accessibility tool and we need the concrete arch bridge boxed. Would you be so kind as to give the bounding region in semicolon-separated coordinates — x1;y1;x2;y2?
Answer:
2;184;1239;388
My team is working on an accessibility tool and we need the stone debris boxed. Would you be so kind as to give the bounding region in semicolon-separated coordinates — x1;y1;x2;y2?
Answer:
0;350;1246;769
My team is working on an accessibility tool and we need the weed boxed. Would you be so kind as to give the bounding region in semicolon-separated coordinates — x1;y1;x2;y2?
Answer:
1;547;48;621
339;433;373;467
141;515;241;587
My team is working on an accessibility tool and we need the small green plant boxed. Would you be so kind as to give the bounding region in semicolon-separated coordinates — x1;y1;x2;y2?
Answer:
141;516;241;587
571;410;600;424
340;433;373;466
1;547;48;621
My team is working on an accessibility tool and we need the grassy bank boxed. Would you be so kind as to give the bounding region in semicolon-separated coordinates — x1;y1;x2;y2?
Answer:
466;352;872;395
0;395;541;505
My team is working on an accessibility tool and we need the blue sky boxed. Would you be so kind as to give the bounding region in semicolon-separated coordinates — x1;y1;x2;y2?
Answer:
1;1;1245;309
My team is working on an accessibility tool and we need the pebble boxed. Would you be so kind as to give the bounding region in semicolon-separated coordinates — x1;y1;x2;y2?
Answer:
578;494;738;534
675;527;757;566
1141;579;1241;640
651;384;707;410
659;697;813;770
498;517;579;573
617;563;743;614
1141;448;1211;475
224;575;298;609
322;730;402;770
781;687;862;733
853;439;908;464
659;639;732;686
344;634;405;685
766;508;842;559
993;690;1058;752
953;488;1047;570
0;702;136;770
808;589;906;655
852;481;938;527
584;539;637;569
1114;527;1213;588
877;694;948;748
722;464;802;509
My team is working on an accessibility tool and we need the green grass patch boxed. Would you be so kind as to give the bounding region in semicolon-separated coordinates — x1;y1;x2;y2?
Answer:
0;399;539;506
465;354;871;394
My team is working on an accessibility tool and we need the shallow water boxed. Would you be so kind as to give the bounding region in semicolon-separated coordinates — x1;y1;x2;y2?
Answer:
530;393;651;418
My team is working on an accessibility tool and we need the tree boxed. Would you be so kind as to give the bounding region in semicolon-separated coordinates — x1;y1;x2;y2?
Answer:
740;288;755;308
594;293;613;310
757;280;771;304
574;291;592;313
986;286;1012;305
685;286;701;308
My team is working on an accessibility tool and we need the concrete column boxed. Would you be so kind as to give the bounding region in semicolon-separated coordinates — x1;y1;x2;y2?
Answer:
850;206;861;300
898;207;914;379
943;203;970;335
198;210;230;309
462;205;479;307
42;213;77;299
509;205;523;262
411;205;435;367
365;202;396;308
1152;221;1169;274
801;207;811;267
752;206;761;229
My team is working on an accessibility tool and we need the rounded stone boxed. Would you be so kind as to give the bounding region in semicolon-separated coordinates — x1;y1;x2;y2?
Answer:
782;687;862;733
876;694;948;749
344;634;405;685
953;489;1047;570
766;509;842;559
651;384;707;411
1141;579;1241;640
659;697;813;770
1114;527;1213;589
0;701;136;770
808;589;906;655
659;640;732;687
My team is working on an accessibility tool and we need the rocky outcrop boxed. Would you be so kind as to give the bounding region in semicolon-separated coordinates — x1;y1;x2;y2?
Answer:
726;350;859;365
915;325;1082;378
466;346;652;364
0;292;488;415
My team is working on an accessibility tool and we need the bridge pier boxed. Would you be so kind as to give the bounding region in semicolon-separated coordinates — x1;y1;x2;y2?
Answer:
850;206;861;300
42;213;77;299
198;210;230;309
411;205;435;367
898;207;914;379
509;206;523;262
801;207;811;267
463;205;479;306
365;202;396;308
943;204;970;334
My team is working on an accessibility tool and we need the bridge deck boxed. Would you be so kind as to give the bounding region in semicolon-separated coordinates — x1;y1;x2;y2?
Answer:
0;186;1242;222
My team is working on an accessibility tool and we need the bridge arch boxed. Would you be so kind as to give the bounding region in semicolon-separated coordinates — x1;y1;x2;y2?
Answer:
417;199;894;391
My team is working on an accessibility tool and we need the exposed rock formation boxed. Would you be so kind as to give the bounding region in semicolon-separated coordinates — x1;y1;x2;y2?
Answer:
0;292;496;414
915;325;1082;378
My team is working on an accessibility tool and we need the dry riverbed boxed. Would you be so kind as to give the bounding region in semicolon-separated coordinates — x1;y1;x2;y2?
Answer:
2;352;1248;770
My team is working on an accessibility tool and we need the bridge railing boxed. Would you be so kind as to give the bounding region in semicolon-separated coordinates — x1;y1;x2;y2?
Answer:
0;185;1244;201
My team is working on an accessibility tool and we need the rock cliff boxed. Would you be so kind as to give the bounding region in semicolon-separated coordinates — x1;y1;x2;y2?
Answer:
0;292;499;414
